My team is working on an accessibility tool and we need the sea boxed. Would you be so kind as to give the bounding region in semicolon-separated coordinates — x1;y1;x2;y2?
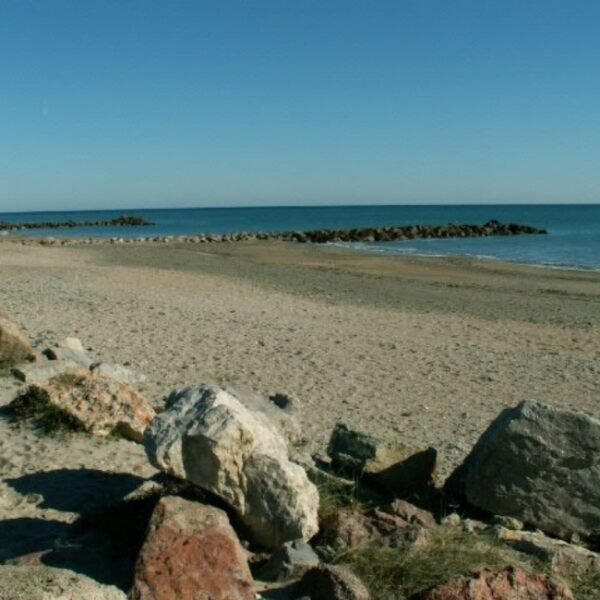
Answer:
1;204;599;271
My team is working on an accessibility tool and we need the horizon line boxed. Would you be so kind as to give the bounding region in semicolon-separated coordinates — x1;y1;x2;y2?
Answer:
1;200;599;215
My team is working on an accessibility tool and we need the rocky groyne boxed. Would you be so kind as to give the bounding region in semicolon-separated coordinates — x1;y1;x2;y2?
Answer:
10;219;547;246
0;215;153;231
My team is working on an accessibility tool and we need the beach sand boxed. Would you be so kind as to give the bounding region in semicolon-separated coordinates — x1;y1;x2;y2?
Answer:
0;239;598;563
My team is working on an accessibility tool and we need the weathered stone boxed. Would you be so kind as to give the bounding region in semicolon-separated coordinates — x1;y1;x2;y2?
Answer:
43;337;94;368
381;499;437;529
0;317;35;367
221;384;302;448
440;513;463;528
299;565;370;600
62;336;86;353
461;519;488;534
0;565;126;599
11;371;155;442
495;526;600;576
257;539;319;582
492;515;524;531
90;362;147;386
144;385;319;549
446;400;600;542
318;508;430;552
410;567;574;599
11;360;81;384
131;496;255;600
327;423;436;494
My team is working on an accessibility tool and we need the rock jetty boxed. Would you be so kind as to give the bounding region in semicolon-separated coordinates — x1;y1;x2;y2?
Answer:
0;215;153;231
8;219;546;246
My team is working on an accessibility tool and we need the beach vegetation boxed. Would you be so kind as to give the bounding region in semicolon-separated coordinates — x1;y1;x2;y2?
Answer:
8;384;84;435
331;527;542;599
311;469;366;521
569;571;600;600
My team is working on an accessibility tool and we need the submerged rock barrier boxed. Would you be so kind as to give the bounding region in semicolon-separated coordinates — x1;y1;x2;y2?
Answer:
9;219;547;246
0;215;153;231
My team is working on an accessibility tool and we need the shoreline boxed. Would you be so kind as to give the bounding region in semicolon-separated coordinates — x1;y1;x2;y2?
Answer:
5;232;600;276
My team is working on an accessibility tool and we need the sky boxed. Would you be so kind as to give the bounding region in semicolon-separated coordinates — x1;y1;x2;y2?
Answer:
1;1;599;212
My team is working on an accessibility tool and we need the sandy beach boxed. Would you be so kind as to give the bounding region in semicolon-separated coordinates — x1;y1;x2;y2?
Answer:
1;239;598;475
0;237;598;593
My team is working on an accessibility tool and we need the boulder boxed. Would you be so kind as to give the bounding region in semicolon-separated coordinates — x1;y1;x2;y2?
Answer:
10;371;155;441
130;496;255;600
491;515;524;531
327;423;437;495
0;565;126;599
257;539;319;582
495;526;600;577
144;385;319;549
0;317;35;367
43;337;94;369
446;400;600;541
90;362;147;386
410;567;574;600
381;499;437;529
223;384;302;448
317;508;431;552
11;360;81;384
298;565;371;600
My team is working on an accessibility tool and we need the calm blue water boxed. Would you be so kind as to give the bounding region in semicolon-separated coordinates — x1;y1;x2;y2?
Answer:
1;204;599;271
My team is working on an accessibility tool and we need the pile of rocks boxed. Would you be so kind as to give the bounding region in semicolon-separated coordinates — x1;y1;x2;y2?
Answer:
11;219;547;247
0;215;153;231
0;312;598;599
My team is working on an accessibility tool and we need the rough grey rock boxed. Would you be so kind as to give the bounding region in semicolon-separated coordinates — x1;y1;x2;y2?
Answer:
43;337;94;369
327;423;437;494
144;385;319;549
89;362;147;386
446;400;600;542
495;526;600;577
11;360;81;384
491;515;524;531
0;565;126;599
257;539;319;582
381;499;437;529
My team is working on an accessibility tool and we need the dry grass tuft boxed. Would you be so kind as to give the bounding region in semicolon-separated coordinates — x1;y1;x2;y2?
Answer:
334;527;540;599
570;571;600;600
9;385;84;434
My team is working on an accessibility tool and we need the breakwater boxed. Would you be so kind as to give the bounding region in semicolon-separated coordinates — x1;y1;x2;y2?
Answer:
0;215;153;231
13;219;547;245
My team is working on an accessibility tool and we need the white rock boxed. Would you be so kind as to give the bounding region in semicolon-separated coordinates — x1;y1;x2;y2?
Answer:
11;360;81;384
90;362;147;386
63;337;85;353
144;385;319;549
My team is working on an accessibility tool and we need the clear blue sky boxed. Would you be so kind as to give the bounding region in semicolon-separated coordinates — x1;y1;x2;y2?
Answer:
1;1;599;212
